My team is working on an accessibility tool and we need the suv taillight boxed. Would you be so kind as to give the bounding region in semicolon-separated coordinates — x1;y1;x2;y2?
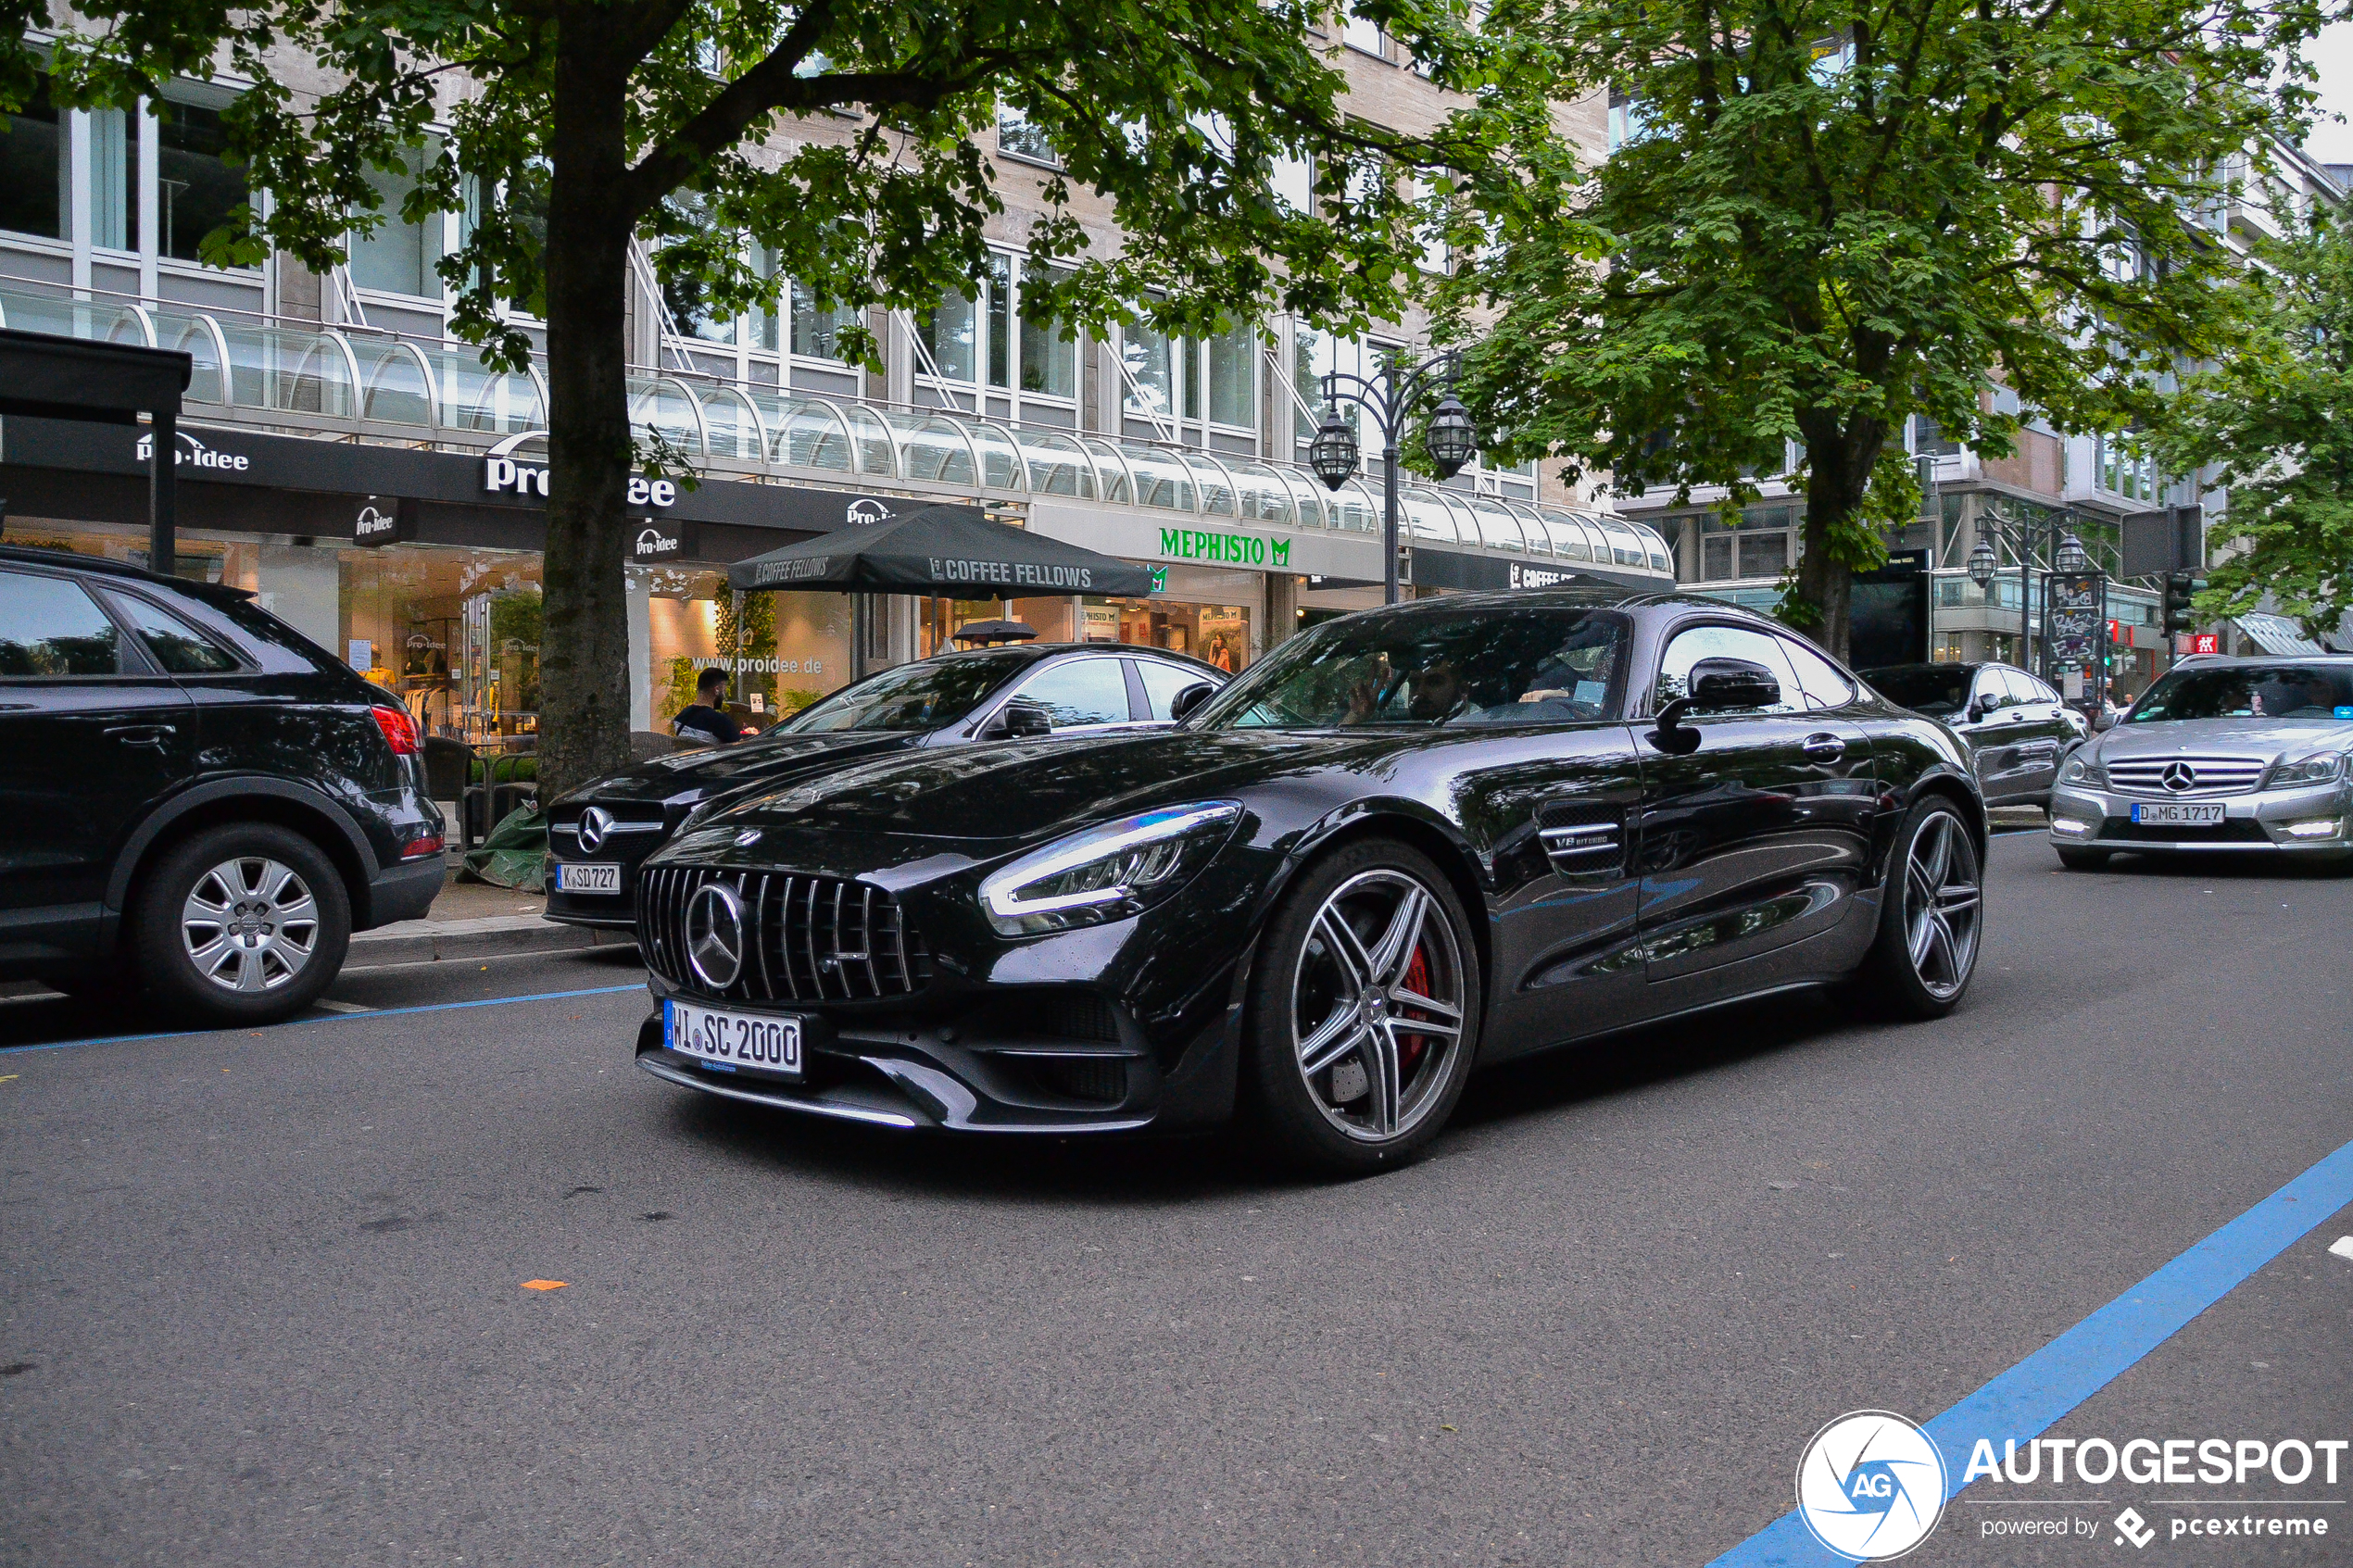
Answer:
370;705;420;756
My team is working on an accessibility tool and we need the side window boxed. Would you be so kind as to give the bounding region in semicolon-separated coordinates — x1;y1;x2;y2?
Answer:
2000;670;2039;707
1655;624;1803;715
2025;675;2062;705
1012;657;1133;728
1776;635;1856;710
0;571;123;676
1136;659;1212;720
1971;669;2008;708
101;590;241;673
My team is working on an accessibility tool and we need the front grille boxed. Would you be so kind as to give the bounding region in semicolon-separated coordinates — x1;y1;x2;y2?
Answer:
638;864;929;1002
1023;1058;1128;1105
2105;757;2269;798
2097;819;2270;844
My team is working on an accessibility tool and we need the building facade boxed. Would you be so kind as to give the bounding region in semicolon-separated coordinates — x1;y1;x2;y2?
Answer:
0;22;1671;750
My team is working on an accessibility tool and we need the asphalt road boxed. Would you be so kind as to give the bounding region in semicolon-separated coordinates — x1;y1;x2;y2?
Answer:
4;834;2348;1567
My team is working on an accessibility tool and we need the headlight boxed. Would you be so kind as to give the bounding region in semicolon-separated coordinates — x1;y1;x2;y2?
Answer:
2060;755;2107;786
980;802;1242;936
2268;751;2347;788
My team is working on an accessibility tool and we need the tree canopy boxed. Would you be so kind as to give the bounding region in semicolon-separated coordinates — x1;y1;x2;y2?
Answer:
2145;207;2353;643
10;0;1530;794
1441;0;2329;657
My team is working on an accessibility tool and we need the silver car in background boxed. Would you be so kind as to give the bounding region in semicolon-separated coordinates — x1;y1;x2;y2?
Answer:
2048;656;2353;869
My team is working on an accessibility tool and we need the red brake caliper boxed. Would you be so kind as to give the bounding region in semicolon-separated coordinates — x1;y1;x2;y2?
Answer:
1395;947;1432;1075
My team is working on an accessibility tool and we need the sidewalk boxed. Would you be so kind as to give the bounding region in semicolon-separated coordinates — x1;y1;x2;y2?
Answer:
347;871;635;967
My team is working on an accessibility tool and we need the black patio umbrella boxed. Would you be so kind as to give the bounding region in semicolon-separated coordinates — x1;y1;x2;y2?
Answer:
727;502;1156;596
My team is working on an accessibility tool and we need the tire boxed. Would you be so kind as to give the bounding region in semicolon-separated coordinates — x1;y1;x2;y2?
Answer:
2054;844;2111;871
1857;797;1984;1020
132;823;351;1026
1241;838;1481;1175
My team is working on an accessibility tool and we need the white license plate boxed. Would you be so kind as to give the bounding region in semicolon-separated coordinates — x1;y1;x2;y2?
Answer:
558;861;621;893
664;999;803;1078
2132;802;2226;825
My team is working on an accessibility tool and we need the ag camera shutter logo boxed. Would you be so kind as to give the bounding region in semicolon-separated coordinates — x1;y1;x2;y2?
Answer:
1795;1411;1948;1561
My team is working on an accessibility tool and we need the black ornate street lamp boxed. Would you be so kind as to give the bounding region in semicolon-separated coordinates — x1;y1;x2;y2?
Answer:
1968;508;2091;677
1307;347;1474;605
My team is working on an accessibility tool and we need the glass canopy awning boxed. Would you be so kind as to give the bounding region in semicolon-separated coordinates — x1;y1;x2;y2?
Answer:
0;280;1674;577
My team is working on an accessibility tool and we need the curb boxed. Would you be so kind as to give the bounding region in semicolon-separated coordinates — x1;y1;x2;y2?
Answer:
348;913;637;967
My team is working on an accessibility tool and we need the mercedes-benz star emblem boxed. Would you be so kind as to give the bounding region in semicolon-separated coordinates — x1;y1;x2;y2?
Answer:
2161;761;2196;793
685;883;746;990
577;806;613;853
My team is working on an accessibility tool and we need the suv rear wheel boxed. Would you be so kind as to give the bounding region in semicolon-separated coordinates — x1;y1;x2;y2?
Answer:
133;823;351;1025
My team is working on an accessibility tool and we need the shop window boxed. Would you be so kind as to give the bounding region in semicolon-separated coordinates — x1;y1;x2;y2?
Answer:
0;73;66;240
0;571;120;676
156;91;249;263
349;144;442;299
1010;657;1132;728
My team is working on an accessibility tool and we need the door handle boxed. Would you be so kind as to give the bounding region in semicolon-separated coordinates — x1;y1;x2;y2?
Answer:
104;723;174;749
1800;733;1846;764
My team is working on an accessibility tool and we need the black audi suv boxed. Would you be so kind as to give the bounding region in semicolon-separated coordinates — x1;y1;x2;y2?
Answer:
0;546;446;1023
543;643;1224;929
627;590;1987;1173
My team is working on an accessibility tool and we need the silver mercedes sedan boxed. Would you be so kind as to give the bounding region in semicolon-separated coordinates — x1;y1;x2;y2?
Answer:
2048;656;2353;869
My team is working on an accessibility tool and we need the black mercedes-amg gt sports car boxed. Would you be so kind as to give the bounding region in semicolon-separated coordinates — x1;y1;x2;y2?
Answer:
630;589;1986;1173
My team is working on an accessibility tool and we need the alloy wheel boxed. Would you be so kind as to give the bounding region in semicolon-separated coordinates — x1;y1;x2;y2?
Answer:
1290;868;1467;1143
181;857;321;993
1902;813;1982;1000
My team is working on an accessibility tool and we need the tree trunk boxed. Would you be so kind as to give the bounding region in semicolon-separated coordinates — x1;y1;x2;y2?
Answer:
1793;431;1881;662
535;23;637;803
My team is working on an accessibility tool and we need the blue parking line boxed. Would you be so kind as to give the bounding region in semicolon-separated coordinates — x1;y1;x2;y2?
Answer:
1708;1135;2353;1566
0;984;646;1056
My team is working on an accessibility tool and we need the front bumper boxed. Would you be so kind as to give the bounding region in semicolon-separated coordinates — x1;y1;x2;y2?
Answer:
2048;781;2353;853
632;988;1239;1135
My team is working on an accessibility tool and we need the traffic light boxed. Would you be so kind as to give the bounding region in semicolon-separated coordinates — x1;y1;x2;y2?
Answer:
2162;571;2206;637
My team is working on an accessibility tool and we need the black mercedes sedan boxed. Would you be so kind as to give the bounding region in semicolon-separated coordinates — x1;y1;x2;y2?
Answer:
1857;660;2087;807
630;590;1987;1174
543;643;1224;929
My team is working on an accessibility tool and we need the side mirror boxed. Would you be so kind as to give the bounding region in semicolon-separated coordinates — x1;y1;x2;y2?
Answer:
1687;657;1781;712
1168;682;1215;722
989;697;1053;739
2093;709;2117;732
1966;696;1993;723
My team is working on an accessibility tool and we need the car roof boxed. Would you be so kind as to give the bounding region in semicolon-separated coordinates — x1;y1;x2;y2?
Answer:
938;641;1222;677
0;544;258;608
2171;653;2353;666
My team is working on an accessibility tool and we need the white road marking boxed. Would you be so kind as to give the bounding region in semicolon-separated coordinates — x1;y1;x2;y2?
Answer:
2329;1236;2353;1262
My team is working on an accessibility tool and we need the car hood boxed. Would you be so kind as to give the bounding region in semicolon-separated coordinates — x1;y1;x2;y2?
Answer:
556;730;925;807
705;727;1411;846
2093;716;2353;762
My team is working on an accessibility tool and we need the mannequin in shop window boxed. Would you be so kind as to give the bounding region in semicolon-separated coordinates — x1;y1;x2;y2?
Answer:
673;668;744;747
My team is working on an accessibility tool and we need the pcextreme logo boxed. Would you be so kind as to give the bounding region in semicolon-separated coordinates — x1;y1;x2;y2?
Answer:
1795;1411;1948;1561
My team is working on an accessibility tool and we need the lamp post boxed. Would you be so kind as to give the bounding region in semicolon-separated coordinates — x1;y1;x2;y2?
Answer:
1967;507;2090;678
1306;347;1478;605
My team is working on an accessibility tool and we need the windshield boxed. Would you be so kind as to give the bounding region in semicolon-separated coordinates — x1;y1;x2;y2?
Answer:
1863;664;1972;717
780;649;1037;734
1193;607;1629;730
2126;664;2353;723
